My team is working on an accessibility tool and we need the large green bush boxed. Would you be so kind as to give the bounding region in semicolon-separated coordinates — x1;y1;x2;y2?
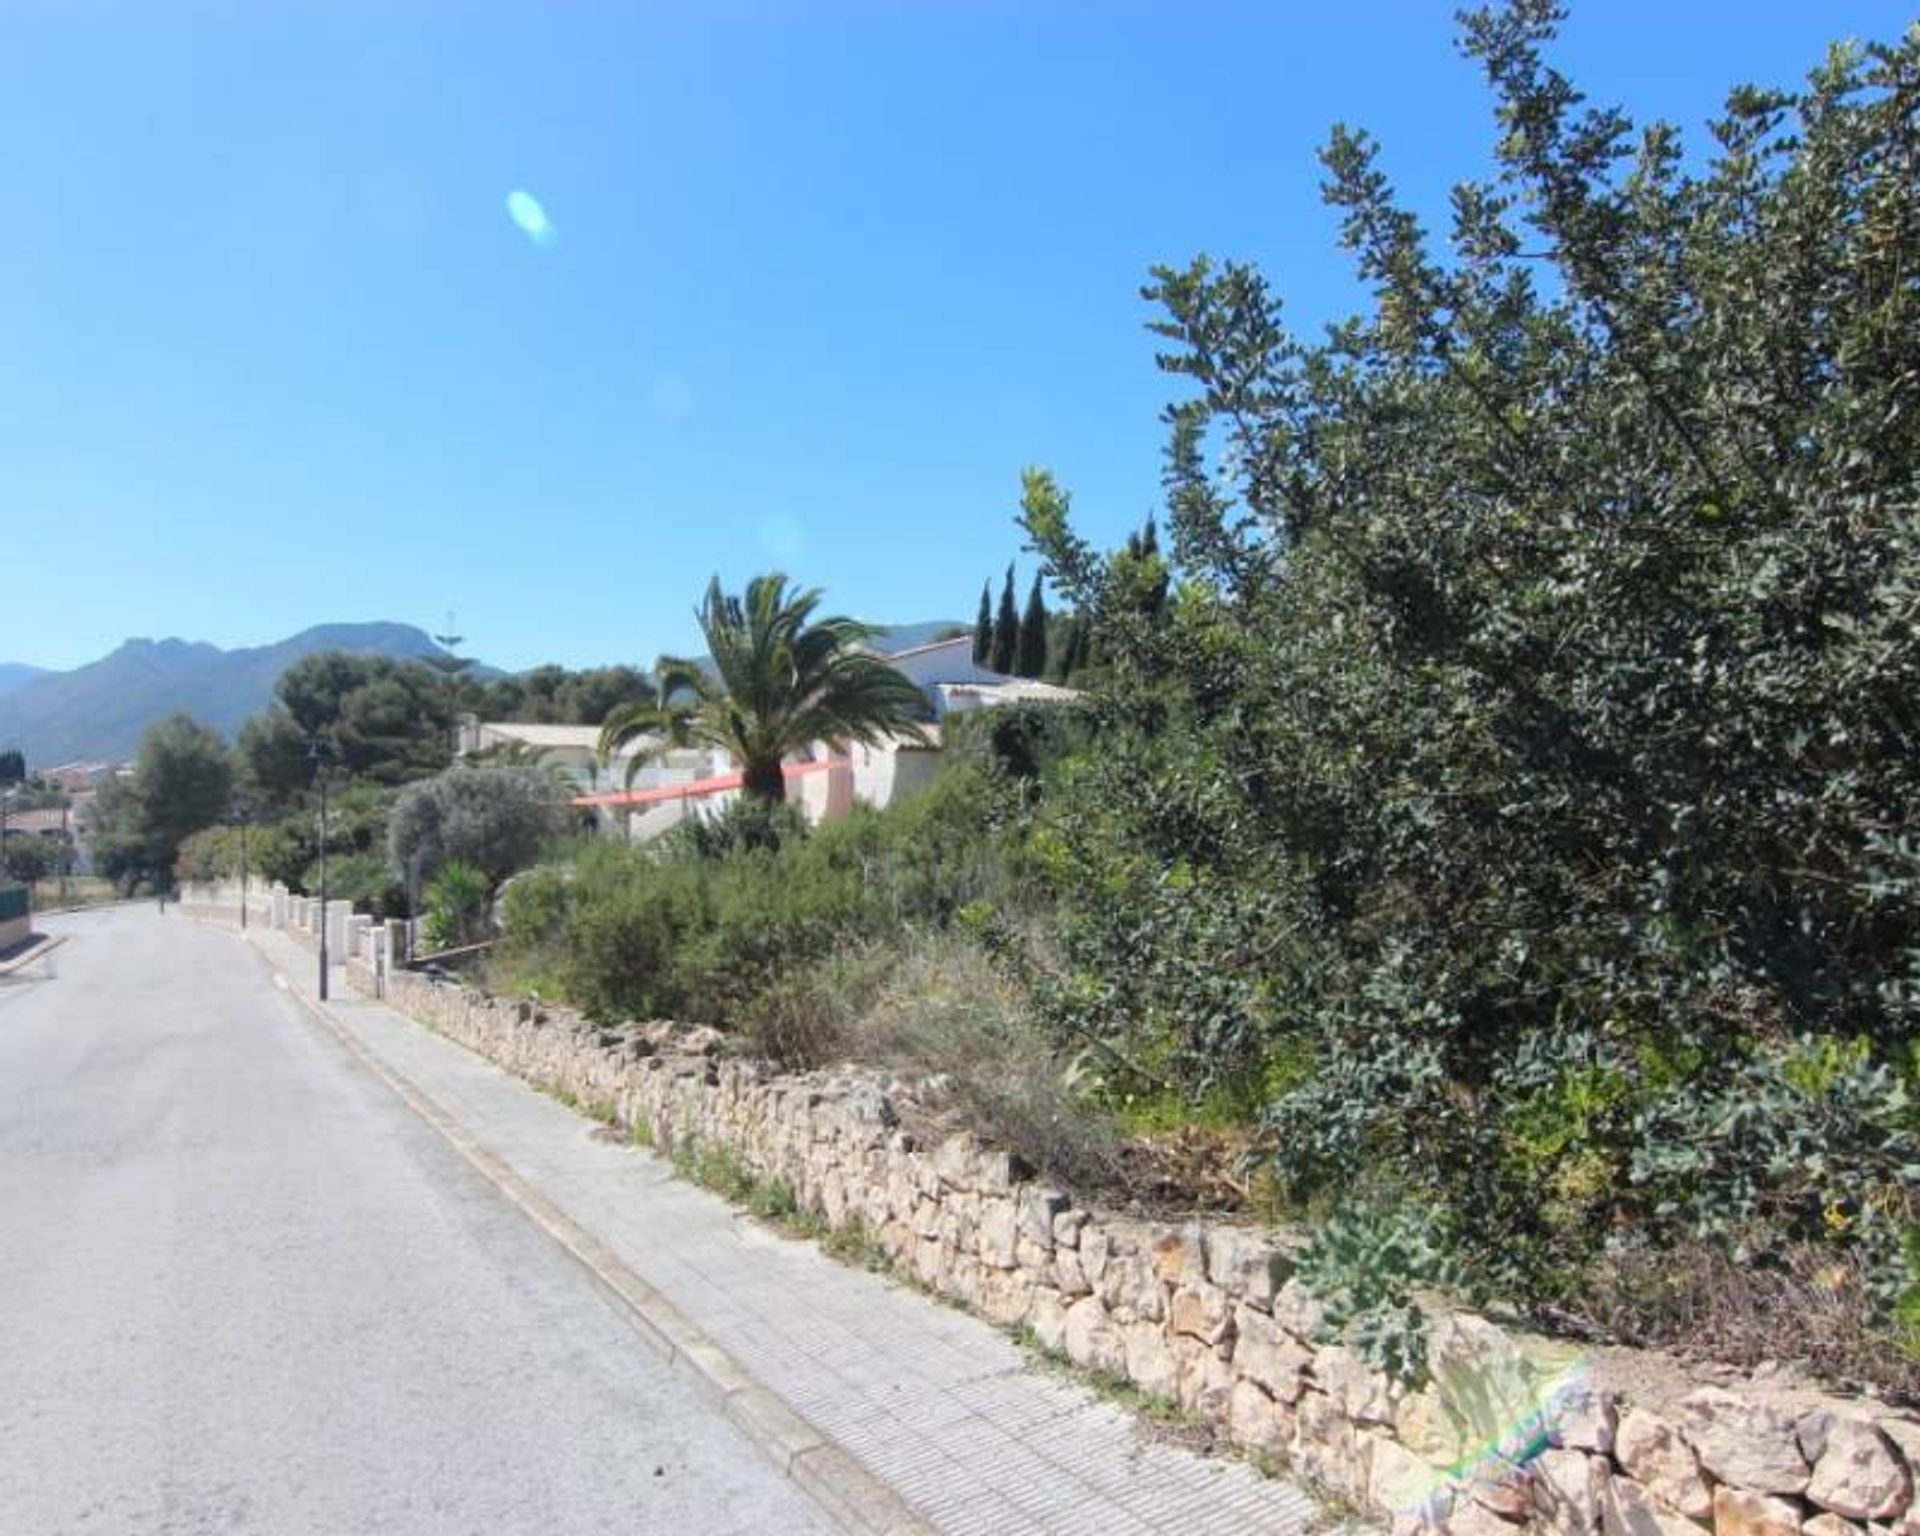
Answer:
507;754;1043;1059
423;859;493;950
1020;3;1920;1365
248;784;402;902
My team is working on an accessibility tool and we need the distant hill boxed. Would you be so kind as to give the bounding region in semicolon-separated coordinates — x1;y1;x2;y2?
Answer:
0;619;966;767
0;623;454;767
0;663;49;698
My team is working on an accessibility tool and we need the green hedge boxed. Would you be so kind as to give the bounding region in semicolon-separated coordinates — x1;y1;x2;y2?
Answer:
0;885;28;923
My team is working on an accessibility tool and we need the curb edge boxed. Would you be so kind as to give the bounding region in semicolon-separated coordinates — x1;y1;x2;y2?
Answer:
254;935;937;1536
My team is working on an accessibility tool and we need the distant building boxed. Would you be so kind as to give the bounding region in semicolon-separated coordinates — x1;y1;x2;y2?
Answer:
878;634;1004;705
40;761;117;793
869;633;1079;718
456;717;732;839
558;635;1079;843
456;719;669;797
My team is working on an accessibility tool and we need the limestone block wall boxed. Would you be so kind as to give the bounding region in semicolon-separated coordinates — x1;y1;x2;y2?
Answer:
370;970;1920;1536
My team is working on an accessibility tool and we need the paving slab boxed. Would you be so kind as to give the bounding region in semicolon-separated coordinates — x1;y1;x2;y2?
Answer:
250;925;1325;1536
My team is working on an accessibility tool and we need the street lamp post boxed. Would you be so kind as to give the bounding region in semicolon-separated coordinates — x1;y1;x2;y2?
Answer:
235;801;252;932
309;740;332;1001
406;849;425;967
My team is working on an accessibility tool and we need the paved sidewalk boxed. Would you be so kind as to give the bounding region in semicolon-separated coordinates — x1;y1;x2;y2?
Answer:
250;927;1324;1536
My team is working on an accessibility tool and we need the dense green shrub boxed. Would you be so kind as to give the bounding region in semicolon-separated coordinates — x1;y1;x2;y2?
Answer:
303;849;407;917
1019;2;1920;1367
561;850;715;1020
514;757;1046;1060
423;859;492;950
497;864;575;953
174;825;250;885
249;783;402;902
557;812;886;1028
1295;1203;1471;1385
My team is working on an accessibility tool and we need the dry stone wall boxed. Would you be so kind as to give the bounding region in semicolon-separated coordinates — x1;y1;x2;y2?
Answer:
363;969;1920;1536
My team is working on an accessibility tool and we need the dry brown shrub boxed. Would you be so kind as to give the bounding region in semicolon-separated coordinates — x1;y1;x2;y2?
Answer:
847;934;1126;1192
1579;1239;1919;1403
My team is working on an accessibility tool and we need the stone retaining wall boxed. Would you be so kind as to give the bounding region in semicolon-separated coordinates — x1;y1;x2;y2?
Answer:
366;968;1920;1536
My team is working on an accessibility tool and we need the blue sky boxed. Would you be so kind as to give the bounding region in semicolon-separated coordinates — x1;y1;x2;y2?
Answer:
4;1;1911;673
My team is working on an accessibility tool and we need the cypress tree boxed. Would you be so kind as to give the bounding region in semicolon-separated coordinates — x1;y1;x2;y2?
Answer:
972;583;993;665
1056;615;1085;681
1016;573;1048;677
989;565;1019;674
1124;517;1170;620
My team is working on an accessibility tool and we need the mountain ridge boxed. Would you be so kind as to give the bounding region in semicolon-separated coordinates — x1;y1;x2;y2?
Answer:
0;622;452;767
0;663;50;697
0;618;967;768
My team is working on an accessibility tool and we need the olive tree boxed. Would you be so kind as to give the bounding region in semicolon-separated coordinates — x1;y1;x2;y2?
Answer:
386;764;570;891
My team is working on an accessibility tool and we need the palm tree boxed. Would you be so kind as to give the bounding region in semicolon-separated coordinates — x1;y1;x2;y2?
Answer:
599;574;931;803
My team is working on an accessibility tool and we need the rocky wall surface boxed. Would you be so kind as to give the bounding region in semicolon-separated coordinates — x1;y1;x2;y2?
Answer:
361;967;1919;1536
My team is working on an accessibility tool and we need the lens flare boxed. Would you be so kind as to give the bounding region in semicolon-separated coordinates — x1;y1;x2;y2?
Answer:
505;189;556;248
1370;1337;1594;1524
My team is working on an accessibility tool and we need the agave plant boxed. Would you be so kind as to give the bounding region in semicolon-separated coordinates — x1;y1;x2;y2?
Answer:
599;574;931;802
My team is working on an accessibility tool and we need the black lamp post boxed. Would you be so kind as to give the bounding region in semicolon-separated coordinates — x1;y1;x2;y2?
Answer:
309;739;332;1000
234;798;252;932
406;849;424;967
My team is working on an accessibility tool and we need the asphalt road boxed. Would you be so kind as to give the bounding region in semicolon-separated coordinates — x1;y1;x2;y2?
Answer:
0;906;838;1536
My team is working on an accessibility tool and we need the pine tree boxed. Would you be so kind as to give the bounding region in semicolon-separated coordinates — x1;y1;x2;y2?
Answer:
989;566;1019;674
972;583;992;665
1016;573;1048;677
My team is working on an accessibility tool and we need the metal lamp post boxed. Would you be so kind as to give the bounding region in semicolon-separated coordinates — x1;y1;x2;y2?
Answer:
406;849;424;967
309;740;332;1000
235;800;252;932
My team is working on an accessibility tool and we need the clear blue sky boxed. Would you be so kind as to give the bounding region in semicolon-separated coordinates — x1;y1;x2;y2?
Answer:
4;1;1911;673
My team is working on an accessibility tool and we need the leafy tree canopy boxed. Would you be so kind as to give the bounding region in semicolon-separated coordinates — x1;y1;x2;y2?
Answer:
237;651;455;808
1020;0;1920;1327
464;664;657;728
92;714;232;891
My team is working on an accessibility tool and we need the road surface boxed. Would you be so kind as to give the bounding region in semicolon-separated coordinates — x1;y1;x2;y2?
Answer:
0;905;838;1536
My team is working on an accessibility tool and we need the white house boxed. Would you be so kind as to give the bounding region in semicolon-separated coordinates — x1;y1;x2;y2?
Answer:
456;717;730;837
536;633;1080;844
879;635;1005;705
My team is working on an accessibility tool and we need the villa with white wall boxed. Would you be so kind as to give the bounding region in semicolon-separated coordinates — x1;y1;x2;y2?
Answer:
466;634;1077;845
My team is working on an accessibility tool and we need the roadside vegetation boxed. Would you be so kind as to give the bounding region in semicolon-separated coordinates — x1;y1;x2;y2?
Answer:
500;3;1920;1397
52;0;1920;1398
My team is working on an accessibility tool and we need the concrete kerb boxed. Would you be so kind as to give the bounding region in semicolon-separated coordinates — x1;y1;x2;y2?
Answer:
0;933;66;977
246;934;935;1536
